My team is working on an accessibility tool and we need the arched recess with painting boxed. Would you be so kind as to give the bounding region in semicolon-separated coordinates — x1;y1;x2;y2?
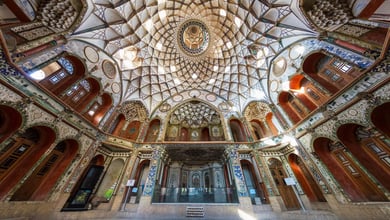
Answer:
62;154;105;211
288;153;326;203
10;139;79;201
240;159;268;204
0;126;56;199
337;123;390;192
313;137;387;202
268;158;300;210
0;105;23;144
144;119;161;142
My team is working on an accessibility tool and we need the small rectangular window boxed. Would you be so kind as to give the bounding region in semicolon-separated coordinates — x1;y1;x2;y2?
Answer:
367;142;383;154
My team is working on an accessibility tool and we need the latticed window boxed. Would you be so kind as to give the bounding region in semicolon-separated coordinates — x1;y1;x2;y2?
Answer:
332;60;352;73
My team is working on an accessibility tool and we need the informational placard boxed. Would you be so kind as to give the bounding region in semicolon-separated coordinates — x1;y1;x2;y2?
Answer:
284;177;296;186
127;179;135;186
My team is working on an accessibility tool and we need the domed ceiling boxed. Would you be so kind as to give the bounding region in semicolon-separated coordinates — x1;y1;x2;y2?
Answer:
71;0;317;113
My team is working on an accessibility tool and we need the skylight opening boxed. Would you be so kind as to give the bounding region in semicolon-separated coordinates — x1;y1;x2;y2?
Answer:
209;78;216;84
220;9;227;17
144;19;154;32
234;16;243;27
173;78;181;85
158;65;165;74
192;73;198;79
156;42;163;51
226;42;232;49
170;65;176;72
159;10;167;20
213;65;219;72
224;66;230;73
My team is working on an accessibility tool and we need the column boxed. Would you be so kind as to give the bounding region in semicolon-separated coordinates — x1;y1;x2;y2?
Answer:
225;145;255;217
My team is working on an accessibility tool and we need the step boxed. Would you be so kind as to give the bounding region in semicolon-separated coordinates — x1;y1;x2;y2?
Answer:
186;206;204;218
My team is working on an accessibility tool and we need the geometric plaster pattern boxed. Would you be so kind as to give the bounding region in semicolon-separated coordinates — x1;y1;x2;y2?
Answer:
72;0;316;112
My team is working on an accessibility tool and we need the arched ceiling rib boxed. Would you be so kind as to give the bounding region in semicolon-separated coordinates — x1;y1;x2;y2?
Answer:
71;0;317;113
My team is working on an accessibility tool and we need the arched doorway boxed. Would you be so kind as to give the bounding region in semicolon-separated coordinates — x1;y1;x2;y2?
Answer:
0;126;56;199
62;155;105;210
133;160;150;203
268;158;300;210
241;160;267;204
313;137;387;202
288;154;326;202
11;139;79;201
337;124;390;191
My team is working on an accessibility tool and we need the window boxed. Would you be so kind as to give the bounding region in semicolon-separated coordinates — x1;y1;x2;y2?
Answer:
367;142;383;154
307;88;320;100
49;71;67;84
332;60;352;73
28;57;74;83
324;69;341;82
88;103;100;116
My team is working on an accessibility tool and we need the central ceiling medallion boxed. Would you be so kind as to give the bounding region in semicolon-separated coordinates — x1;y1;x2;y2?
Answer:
177;19;210;59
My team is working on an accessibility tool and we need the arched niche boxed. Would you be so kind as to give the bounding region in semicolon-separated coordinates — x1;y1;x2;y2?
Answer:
278;91;302;124
144;119;161;142
229;119;247;142
111;114;126;136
